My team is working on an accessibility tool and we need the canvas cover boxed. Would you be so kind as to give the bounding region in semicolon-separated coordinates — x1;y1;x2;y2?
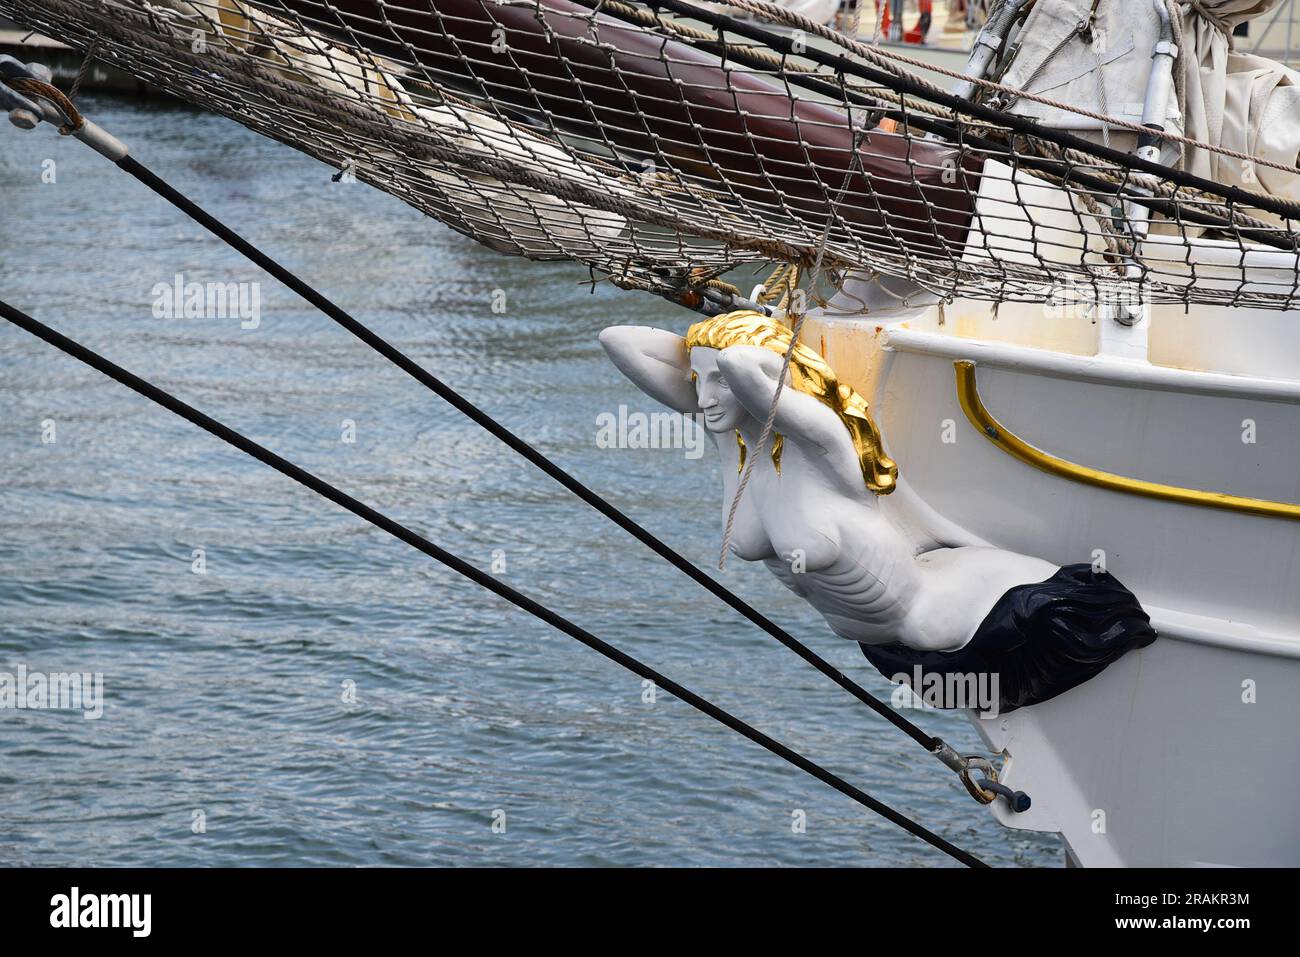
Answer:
1001;0;1300;202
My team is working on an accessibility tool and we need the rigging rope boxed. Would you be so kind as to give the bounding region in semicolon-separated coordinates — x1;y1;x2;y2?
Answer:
0;295;987;869
0;66;1023;807
113;151;948;753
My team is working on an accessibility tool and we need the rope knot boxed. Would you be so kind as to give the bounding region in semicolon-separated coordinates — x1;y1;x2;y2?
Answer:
5;76;85;134
1183;0;1233;37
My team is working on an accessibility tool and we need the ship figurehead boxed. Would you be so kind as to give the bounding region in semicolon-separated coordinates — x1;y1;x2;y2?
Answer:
600;310;1157;715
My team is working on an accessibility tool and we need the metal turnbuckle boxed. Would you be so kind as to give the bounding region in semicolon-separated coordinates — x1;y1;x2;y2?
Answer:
0;56;51;128
0;55;129;160
932;741;1031;813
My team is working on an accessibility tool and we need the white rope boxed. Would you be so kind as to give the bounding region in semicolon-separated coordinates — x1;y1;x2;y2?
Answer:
717;143;860;569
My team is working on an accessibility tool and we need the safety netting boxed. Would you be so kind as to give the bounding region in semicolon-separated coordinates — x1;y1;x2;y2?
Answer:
4;0;1300;312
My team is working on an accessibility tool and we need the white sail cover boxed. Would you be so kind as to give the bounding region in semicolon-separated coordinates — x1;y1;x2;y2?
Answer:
1001;0;1300;203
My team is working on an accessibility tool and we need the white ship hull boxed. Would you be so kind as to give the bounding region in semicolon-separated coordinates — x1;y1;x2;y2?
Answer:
975;632;1300;866
805;294;1300;866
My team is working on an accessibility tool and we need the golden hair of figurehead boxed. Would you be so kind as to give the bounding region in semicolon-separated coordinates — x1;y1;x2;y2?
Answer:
685;310;898;495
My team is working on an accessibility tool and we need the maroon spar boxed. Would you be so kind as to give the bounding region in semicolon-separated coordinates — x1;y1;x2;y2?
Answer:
280;0;978;255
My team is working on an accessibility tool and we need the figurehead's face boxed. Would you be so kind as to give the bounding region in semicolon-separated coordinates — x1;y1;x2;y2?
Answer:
689;347;750;434
683;310;897;493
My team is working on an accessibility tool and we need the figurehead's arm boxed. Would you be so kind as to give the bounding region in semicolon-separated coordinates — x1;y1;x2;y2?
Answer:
716;345;865;494
598;326;699;415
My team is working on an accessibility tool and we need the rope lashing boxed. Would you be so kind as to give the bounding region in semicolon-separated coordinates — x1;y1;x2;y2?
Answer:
0;295;988;869
4;75;83;133
1184;0;1233;36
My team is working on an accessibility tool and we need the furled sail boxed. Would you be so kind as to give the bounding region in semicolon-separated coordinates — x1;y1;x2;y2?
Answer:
1001;0;1300;204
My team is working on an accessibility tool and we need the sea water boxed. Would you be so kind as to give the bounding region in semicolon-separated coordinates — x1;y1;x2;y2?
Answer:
0;94;1060;867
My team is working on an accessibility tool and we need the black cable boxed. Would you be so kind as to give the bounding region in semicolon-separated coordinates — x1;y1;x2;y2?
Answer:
114;152;945;754
0;296;986;868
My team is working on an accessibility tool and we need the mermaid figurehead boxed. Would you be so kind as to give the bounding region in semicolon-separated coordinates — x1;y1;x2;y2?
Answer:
599;312;1157;713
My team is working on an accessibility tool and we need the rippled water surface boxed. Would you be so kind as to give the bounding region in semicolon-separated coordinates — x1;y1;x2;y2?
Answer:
0;96;1060;867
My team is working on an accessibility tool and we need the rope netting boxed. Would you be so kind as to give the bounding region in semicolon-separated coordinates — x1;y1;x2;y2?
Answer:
5;0;1300;312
